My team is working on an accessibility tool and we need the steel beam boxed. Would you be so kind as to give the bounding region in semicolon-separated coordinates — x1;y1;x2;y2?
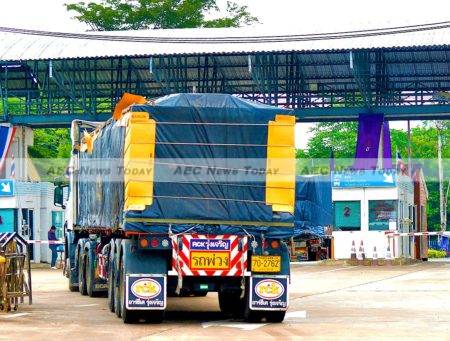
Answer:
350;51;372;108
4;113;111;127
294;104;450;122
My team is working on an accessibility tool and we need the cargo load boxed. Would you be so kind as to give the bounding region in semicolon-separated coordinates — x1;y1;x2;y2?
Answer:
76;93;296;238
294;175;333;237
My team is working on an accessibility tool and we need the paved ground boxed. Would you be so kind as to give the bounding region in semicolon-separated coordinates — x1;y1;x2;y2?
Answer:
1;261;449;340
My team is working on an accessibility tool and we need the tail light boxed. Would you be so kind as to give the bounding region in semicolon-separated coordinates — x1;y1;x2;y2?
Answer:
139;238;149;248
270;240;280;249
150;238;159;248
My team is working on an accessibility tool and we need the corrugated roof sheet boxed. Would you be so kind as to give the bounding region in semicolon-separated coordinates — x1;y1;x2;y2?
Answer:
0;25;449;61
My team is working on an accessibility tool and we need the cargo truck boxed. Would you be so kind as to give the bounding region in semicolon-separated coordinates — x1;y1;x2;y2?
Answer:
55;93;296;323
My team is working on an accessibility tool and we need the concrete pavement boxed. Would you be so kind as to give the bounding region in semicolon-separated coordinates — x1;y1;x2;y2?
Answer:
1;261;449;340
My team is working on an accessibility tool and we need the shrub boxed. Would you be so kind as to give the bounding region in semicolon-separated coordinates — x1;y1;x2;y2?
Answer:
428;249;447;258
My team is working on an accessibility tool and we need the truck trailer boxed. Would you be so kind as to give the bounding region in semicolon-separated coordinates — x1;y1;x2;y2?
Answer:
56;93;296;323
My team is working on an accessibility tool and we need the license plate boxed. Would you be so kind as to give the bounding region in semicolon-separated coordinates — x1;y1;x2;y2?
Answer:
190;251;230;270
251;255;281;272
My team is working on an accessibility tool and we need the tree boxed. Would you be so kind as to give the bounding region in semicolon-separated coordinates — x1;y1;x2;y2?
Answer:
65;0;258;31
28;128;72;159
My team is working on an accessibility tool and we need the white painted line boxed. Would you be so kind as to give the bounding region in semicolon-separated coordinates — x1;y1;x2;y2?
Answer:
1;313;30;319
74;303;99;307
285;310;307;319
202;320;267;331
301;266;358;277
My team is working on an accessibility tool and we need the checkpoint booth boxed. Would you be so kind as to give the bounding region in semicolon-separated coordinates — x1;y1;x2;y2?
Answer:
331;170;414;259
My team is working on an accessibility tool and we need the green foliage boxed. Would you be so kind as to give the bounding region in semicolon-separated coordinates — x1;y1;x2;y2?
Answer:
65;0;258;31
427;249;447;258
28;129;72;159
305;122;357;159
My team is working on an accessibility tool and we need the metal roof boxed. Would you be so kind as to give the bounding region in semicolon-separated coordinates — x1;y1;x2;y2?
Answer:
0;25;449;61
1;25;449;126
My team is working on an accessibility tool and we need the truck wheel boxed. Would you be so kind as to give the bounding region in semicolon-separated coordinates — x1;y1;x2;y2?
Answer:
243;279;263;323
218;289;242;316
107;258;115;313
78;252;87;296
67;258;78;292
143;311;164;324
114;251;122;318
86;250;96;297
194;292;208;297
119;255;138;324
264;311;286;323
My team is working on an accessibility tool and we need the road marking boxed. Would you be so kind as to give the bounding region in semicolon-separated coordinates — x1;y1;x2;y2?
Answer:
285;310;307;320
1;313;30;319
201;311;306;330
301;266;358;277
202;320;267;331
74;304;99;307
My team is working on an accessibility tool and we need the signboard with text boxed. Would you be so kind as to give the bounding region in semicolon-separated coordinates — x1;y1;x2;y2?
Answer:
332;170;396;188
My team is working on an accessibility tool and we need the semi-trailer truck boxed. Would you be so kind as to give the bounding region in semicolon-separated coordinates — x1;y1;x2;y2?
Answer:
56;93;296;323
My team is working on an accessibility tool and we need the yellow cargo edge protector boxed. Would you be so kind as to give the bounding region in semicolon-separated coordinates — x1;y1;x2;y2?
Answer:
265;114;296;214
123;111;156;211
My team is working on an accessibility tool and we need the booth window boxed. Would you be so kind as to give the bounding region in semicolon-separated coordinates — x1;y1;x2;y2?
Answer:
368;200;397;231
334;201;361;231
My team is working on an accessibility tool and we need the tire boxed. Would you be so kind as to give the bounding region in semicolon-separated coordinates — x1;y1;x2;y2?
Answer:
107;257;115;313
264;311;286;323
67;258;78;292
194;291;208;297
143;310;164;324
218;289;242;316
86;249;96;297
114;251;122;318
119;254;138;324
243;279;263;323
78;251;87;296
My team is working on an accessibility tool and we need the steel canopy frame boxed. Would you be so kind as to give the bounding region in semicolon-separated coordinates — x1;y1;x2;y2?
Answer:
1;47;450;127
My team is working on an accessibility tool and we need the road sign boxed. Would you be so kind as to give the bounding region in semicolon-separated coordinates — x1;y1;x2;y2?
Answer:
332;170;397;188
0;180;14;197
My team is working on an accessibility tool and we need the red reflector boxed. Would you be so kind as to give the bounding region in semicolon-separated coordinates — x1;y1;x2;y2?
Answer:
270;240;280;249
150;238;159;248
139;238;149;248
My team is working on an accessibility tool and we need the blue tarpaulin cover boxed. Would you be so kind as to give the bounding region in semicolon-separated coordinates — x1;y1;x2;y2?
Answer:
78;93;295;238
294;175;332;237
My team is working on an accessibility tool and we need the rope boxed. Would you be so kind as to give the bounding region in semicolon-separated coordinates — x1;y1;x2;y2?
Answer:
151;194;290;206
0;21;449;44
154;160;294;176
154;141;292;147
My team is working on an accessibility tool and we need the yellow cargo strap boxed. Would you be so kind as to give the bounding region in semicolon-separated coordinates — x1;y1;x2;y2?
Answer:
124;111;156;211
265;115;296;213
113;92;147;121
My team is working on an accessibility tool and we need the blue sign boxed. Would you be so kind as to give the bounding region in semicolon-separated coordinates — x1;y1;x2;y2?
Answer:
332;170;396;188
190;238;231;251
0;179;14;196
126;274;166;310
249;276;288;311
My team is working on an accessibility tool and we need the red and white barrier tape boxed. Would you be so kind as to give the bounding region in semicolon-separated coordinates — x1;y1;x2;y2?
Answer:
385;231;450;238
26;240;63;244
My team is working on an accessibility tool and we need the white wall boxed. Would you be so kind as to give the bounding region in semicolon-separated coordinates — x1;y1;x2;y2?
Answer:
332;183;414;260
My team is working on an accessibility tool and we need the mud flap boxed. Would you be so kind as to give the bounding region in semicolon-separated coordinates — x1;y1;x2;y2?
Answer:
249;275;288;311
125;274;166;310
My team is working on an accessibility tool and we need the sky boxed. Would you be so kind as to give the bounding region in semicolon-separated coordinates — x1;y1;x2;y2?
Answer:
1;0;446;148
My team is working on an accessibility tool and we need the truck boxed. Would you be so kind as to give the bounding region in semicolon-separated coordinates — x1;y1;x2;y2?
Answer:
55;93;296;323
